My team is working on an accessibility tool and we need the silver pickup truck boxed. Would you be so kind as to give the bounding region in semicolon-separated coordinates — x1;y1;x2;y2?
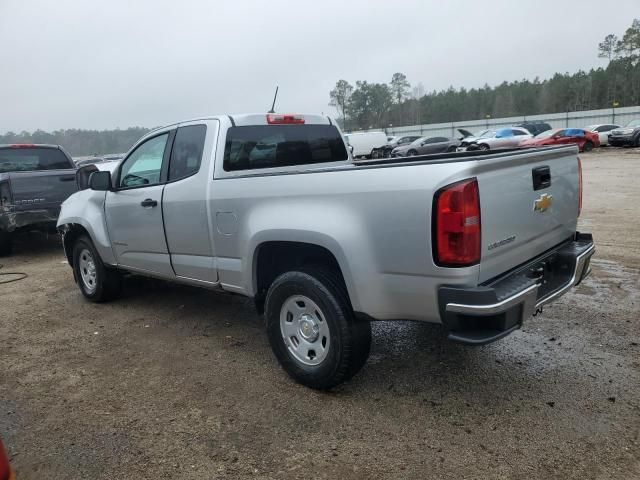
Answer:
57;113;595;389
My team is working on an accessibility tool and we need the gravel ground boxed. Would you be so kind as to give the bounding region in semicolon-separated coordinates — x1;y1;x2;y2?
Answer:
1;149;639;479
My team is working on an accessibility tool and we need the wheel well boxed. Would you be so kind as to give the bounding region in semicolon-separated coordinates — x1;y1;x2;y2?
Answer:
60;223;89;265
253;241;348;314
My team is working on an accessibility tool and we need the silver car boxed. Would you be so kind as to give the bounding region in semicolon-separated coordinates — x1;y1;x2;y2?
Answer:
468;127;532;151
391;136;461;157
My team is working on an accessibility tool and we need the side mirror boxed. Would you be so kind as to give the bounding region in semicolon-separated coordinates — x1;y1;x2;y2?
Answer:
89;170;112;191
348;145;354;154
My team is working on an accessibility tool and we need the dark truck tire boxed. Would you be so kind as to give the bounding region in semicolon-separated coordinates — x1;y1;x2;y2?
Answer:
0;231;13;256
72;235;122;302
265;266;371;390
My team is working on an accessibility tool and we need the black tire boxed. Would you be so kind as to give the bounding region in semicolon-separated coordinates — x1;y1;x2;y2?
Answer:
635;136;640;148
72;235;122;302
478;143;490;151
407;149;418;156
446;145;457;153
583;141;594;152
0;231;13;257
265;266;371;390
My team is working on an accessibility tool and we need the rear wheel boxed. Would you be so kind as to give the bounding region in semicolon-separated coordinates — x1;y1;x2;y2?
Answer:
72;235;122;302
0;231;13;257
446;145;457;153
265;266;371;390
583;141;594;152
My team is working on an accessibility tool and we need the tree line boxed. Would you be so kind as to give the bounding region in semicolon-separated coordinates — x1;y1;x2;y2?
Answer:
0;127;150;157
330;18;640;131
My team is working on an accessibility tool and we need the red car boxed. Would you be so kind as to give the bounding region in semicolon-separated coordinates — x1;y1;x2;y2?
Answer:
0;438;13;480
519;128;600;152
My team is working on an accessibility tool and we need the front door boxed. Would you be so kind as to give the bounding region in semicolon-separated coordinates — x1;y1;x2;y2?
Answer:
105;131;174;276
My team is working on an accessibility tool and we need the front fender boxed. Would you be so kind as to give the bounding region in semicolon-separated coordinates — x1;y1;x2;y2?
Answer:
57;189;115;265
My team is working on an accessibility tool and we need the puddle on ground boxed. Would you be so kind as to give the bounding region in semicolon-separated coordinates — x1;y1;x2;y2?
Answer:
572;258;639;304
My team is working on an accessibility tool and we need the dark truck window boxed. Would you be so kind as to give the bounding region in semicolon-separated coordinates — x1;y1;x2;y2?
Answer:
223;125;348;171
0;147;71;173
168;124;206;181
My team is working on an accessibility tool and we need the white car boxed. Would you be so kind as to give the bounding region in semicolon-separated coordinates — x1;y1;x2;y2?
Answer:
584;124;620;146
344;131;388;158
469;127;533;151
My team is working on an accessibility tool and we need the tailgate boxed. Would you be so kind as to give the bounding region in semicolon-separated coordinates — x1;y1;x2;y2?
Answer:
9;170;77;211
477;147;580;283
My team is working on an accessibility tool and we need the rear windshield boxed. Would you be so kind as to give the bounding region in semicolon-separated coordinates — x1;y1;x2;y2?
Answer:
0;147;71;173
223;125;348;171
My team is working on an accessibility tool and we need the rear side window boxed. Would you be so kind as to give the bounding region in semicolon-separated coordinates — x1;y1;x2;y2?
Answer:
169;124;206;181
0;147;70;173
223;125;348;171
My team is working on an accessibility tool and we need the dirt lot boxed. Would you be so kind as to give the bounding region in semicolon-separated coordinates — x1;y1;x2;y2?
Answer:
1;149;639;479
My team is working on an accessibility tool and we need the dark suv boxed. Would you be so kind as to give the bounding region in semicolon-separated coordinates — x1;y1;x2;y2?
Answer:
608;119;640;147
514;121;552;136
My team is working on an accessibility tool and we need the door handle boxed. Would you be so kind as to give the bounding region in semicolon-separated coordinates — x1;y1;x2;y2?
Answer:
59;175;75;182
140;199;158;208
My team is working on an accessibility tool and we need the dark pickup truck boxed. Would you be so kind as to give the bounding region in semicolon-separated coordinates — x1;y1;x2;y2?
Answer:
0;144;77;255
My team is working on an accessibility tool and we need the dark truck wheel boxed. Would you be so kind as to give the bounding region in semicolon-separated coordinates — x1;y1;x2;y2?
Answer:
265;266;371;390
72;235;122;302
0;231;13;256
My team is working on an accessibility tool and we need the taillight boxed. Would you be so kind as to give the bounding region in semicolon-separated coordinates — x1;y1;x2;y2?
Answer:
266;114;305;125
0;182;11;207
577;156;583;217
433;178;481;267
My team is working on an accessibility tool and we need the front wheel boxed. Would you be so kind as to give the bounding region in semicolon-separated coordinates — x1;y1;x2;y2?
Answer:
583;141;594;152
265;267;371;389
478;143;490;151
407;149;418;156
72;235;122;302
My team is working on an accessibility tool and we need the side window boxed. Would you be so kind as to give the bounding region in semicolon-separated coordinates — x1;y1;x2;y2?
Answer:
168;125;207;181
119;133;169;188
555;129;567;137
512;129;527;136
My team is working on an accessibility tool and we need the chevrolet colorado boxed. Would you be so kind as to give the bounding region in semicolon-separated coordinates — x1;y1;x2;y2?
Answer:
57;113;594;389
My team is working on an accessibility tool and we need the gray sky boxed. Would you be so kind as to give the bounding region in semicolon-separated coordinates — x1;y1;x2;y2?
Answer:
0;0;635;133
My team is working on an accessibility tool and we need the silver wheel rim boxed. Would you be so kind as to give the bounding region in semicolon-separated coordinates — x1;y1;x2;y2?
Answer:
78;248;98;294
280;295;330;366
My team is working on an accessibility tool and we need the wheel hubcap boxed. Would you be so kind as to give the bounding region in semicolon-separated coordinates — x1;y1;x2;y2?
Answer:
79;248;97;294
280;295;330;366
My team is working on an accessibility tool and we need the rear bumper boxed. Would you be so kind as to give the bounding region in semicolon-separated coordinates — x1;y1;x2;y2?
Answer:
438;233;594;345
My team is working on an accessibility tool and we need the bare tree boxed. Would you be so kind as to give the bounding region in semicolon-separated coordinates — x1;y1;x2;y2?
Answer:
329;80;353;129
598;34;619;62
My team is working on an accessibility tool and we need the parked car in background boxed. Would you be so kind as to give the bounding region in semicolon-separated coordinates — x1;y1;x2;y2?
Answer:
584;124;620;146
519;128;600;152
390;136;460;157
57;112;593;389
372;135;422;158
608;119;640;147
0;144;77;255
466;127;532;151
458;129;495;148
0;437;13;480
514;121;552;136
344;131;388;158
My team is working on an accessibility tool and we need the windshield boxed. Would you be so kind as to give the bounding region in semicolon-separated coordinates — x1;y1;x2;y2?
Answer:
535;129;560;139
626;119;640;128
0;147;71;173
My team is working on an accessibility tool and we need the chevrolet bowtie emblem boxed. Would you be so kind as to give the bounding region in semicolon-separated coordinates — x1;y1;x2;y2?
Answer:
534;193;553;212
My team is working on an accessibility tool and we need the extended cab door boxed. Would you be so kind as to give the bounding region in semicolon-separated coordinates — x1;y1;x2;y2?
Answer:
104;131;174;276
161;121;219;284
